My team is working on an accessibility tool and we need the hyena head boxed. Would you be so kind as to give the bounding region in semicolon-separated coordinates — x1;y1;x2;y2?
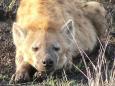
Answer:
12;19;75;74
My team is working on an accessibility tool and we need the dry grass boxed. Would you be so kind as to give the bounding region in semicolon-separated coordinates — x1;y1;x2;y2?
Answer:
63;18;115;86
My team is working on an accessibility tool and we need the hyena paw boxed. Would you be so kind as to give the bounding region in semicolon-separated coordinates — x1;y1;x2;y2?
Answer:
9;71;30;84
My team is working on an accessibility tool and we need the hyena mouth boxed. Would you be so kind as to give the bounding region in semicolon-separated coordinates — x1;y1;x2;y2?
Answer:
45;67;55;75
35;65;55;76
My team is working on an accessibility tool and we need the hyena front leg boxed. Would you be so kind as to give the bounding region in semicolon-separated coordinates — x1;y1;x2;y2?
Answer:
10;56;35;83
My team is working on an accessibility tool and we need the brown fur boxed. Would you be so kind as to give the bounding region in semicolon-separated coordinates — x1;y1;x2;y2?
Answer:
10;0;107;83
82;1;107;37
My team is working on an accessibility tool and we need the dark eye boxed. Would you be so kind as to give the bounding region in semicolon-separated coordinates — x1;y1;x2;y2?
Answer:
53;47;60;51
53;44;60;51
32;46;39;52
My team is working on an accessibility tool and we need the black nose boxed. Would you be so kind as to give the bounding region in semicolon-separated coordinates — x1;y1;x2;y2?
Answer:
42;58;54;68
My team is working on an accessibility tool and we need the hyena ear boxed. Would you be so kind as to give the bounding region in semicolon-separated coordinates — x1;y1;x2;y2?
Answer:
61;19;75;40
12;22;27;46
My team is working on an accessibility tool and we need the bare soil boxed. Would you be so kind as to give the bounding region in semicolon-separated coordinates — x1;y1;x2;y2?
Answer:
0;20;15;84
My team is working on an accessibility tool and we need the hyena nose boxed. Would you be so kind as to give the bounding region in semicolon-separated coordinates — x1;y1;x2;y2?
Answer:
42;58;54;68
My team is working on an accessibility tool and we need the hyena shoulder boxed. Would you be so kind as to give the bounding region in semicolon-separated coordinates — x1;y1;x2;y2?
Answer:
82;1;107;36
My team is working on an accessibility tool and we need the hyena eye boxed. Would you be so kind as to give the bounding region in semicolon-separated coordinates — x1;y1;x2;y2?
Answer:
32;46;39;52
52;44;60;52
53;46;60;51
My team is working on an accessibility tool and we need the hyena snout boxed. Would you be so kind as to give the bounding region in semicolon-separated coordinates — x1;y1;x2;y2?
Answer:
42;57;54;70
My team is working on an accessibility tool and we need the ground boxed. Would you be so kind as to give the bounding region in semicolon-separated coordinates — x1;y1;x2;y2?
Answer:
0;0;115;86
0;21;15;84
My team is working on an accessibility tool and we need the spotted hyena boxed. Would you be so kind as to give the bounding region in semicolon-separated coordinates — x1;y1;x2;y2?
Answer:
10;0;107;83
